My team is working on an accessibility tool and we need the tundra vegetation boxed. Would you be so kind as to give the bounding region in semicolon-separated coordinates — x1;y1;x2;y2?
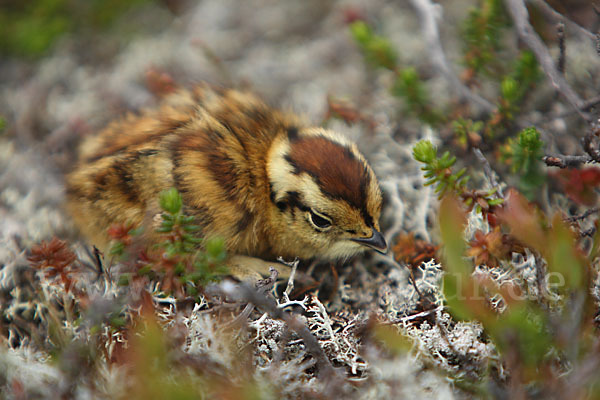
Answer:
2;0;600;398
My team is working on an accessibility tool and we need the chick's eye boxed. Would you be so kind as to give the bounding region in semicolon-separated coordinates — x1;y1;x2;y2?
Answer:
308;209;332;231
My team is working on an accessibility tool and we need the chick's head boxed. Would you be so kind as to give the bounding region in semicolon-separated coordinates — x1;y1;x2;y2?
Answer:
267;126;386;260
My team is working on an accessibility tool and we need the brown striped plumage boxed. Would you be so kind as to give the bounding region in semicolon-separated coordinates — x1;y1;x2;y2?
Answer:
66;84;386;278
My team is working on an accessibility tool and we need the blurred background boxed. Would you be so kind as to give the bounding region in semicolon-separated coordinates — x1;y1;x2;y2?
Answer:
0;0;410;159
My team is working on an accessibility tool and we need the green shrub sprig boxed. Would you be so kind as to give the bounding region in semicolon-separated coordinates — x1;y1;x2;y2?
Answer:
501;127;546;198
115;188;228;296
349;21;442;125
461;0;509;77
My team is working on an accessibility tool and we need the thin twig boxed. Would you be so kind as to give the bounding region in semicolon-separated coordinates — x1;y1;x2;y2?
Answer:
543;94;600;121
567;207;600;223
409;0;496;113
225;268;278;328
528;0;597;41
582;124;600;162
557;21;566;75
224;303;255;328
473;148;504;197
256;267;279;294
542;154;592;168
595;3;600;56
534;254;548;303
593;3;600;31
387;305;444;325
277;258;299;299
566;207;600;238
580;95;600;111
505;0;590;121
579;227;596;237
78;244;104;277
284;264;297;298
217;279;343;382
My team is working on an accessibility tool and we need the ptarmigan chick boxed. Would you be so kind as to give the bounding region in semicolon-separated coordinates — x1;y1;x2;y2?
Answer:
66;84;387;278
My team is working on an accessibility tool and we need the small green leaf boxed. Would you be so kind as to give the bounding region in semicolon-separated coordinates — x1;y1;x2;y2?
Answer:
181;215;196;224
412;140;437;163
159;188;182;214
487;198;504;206
156;225;172;233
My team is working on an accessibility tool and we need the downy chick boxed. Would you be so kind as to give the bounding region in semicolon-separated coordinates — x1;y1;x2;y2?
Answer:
66;84;387;278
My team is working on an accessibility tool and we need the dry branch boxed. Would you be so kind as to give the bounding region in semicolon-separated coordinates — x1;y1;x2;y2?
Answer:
217;279;344;384
543;154;592;168
583;126;600;163
557;21;565;75
528;0;597;41
473;148;504;197
504;0;590;121
409;0;496;113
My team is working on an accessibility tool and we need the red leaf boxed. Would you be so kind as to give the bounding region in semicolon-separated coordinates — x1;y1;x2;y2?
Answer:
552;167;600;206
496;189;546;252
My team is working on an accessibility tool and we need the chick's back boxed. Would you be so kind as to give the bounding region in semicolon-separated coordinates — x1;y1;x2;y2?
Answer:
66;85;300;256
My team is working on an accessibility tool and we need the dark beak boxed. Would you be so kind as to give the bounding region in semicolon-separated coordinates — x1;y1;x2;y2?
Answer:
351;229;388;254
